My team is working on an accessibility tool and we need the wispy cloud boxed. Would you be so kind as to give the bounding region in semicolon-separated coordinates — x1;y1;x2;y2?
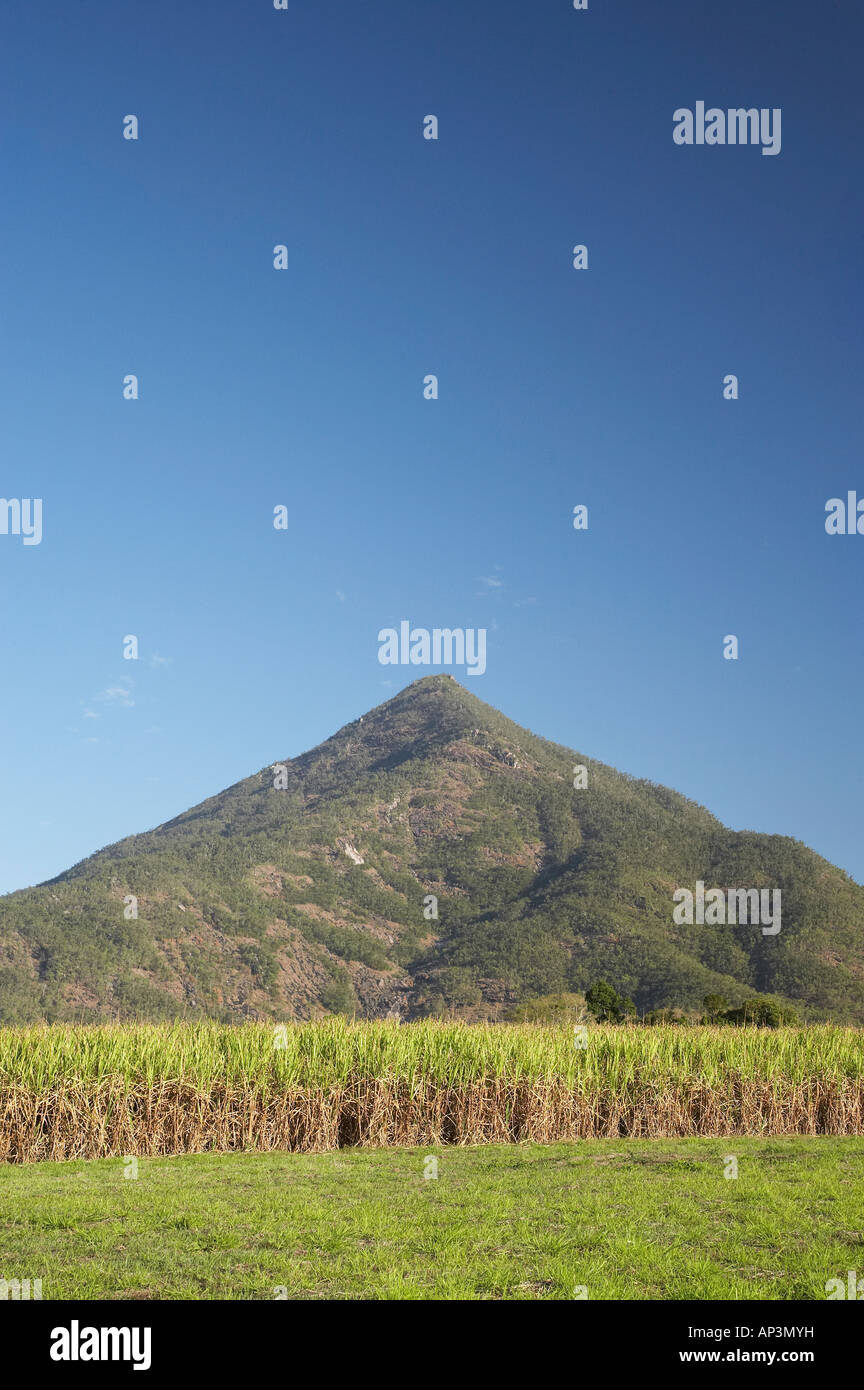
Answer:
95;677;135;708
477;565;505;597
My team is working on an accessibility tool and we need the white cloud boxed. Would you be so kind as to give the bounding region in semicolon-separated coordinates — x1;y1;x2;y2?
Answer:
95;678;135;707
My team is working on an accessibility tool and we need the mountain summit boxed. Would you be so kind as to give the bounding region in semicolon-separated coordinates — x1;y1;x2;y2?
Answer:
1;675;862;1024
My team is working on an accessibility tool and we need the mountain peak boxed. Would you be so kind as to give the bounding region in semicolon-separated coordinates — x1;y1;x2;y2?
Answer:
295;675;523;779
2;680;863;1027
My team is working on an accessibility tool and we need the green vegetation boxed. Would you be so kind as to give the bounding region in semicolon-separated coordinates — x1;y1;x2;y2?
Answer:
1;675;863;1024
2;1138;862;1299
506;992;587;1024
2;1021;863;1163
720;997;801;1027
570;982;800;1027
3;1019;864;1092
586;980;636;1022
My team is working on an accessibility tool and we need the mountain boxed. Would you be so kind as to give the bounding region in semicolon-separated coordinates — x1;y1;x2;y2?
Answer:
1;674;862;1024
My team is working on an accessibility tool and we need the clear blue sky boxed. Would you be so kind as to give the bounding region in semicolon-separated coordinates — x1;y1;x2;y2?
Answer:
0;0;861;895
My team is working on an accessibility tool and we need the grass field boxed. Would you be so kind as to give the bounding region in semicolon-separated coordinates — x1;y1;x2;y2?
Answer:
2;1138;863;1300
2;1021;864;1161
3;1024;863;1300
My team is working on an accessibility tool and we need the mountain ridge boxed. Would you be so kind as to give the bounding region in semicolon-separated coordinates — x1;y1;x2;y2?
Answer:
1;674;862;1024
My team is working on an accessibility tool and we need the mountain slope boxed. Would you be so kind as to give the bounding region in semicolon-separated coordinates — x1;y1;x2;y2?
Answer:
1;675;862;1024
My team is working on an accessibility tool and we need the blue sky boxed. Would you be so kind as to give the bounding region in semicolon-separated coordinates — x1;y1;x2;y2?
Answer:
0;0;861;894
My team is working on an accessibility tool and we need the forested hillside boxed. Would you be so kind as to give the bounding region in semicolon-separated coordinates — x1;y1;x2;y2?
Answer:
1;675;862;1024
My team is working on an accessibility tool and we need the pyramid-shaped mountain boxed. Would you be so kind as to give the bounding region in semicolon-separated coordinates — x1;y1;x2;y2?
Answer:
1;674;862;1024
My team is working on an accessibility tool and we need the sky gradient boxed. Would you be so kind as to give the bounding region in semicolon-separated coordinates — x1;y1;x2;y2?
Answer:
0;0;861;894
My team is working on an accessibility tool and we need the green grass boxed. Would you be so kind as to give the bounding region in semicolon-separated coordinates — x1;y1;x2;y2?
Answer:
2;1138;863;1300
